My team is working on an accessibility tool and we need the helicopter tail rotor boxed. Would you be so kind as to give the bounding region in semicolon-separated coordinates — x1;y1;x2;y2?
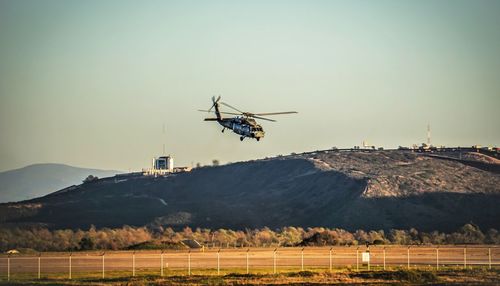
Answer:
208;95;221;112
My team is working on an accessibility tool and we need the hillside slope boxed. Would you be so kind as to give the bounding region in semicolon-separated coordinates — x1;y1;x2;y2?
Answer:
0;151;499;232
0;164;122;203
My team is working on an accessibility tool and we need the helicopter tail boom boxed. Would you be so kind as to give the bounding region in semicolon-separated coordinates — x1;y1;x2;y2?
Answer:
210;96;222;121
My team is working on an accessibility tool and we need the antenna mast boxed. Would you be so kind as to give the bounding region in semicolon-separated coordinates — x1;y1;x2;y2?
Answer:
162;123;166;155
427;124;431;146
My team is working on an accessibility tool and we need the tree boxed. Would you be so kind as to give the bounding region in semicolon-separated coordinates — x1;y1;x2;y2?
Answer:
486;229;500;244
368;230;386;245
212;160;220;166
83;175;98;183
354;230;369;245
389;230;412;245
447;224;485;244
78;237;95;250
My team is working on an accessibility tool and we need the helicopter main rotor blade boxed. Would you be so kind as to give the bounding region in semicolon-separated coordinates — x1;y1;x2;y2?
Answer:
197;110;240;116
253;111;298;116
251;115;276;122
220;102;245;114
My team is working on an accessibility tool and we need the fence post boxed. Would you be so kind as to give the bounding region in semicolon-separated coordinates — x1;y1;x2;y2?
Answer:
367;246;370;271
383;247;386;270
102;252;105;279
188;250;191;276
7;255;10;282
488;248;491;270
301;248;304;271
436;247;439;270
329;248;333;271
132;251;136;277
356;247;359;271
464;247;467;269
273;248;277;274
407;246;410;269
38;253;41;279
69;252;72;280
246;249;249;274
217;249;220;275
160;250;164;277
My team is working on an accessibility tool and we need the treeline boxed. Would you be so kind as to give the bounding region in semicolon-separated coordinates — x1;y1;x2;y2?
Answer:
0;224;498;252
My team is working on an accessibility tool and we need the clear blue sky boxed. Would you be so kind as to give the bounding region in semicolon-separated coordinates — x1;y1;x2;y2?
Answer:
1;0;499;171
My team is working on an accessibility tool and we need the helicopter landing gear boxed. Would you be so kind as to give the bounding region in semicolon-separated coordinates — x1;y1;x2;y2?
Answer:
240;136;244;141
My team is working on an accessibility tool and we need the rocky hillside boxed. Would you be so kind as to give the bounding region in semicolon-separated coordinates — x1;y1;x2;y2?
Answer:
0;151;498;232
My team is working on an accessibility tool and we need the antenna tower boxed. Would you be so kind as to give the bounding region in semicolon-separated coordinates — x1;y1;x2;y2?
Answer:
427;124;431;146
162;123;166;155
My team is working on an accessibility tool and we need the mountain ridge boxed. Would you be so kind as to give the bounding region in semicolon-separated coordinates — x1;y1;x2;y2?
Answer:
0;163;122;203
1;151;498;232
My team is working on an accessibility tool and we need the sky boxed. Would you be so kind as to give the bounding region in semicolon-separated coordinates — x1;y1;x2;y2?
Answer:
0;0;499;172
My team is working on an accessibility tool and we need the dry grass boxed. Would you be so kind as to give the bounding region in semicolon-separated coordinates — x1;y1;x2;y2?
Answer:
1;268;499;285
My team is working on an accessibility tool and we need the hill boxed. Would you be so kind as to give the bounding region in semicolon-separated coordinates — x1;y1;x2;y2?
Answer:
0;163;122;203
0;151;499;232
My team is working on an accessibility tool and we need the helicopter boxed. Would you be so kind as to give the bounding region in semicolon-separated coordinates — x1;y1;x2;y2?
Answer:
198;96;297;141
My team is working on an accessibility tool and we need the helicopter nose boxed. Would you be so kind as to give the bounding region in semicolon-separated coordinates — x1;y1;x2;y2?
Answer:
253;131;265;138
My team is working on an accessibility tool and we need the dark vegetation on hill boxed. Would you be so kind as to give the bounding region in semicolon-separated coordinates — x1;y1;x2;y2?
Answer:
0;151;498;232
0;223;498;252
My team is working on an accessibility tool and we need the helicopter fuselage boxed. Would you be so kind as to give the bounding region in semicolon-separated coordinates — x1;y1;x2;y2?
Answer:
219;117;265;141
201;96;296;141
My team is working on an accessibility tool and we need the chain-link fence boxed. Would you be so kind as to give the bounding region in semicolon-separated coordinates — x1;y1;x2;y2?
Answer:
0;246;498;281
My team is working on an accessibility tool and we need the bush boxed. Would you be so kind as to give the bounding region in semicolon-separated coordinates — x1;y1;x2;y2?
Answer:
353;270;439;283
287;271;315;277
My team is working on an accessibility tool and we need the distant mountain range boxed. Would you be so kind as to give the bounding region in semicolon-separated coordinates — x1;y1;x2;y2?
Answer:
0;164;122;203
1;151;499;232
